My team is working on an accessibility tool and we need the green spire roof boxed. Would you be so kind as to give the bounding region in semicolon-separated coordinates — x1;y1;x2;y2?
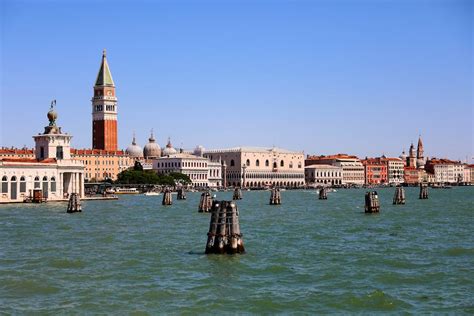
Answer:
95;49;115;86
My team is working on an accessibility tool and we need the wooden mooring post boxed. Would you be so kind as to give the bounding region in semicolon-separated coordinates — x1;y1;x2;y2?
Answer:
162;188;173;205
233;187;242;200
393;187;406;205
319;187;328;200
365;191;380;213
269;188;281;205
67;193;82;213
205;200;245;254
198;191;213;213
419;183;429;199
177;188;187;200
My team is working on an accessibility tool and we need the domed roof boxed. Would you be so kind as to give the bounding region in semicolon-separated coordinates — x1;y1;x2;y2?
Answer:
194;145;205;157
399;150;407;160
162;137;177;156
143;130;161;159
126;134;143;158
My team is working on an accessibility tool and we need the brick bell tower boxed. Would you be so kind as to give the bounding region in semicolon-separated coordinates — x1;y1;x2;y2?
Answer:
92;49;118;151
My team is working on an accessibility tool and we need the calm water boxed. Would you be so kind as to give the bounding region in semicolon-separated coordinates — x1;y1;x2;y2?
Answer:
0;188;473;314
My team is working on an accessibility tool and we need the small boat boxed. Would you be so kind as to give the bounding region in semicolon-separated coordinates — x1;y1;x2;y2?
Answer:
143;191;160;196
114;188;139;194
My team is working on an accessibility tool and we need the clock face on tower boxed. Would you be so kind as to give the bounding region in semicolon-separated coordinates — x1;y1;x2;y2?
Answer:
107;91;112;96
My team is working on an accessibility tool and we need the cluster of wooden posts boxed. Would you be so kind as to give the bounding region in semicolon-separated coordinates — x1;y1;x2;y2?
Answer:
364;183;429;213
198;191;213;212
205;200;245;254
233;187;242;200
319;187;327;200
177;188;187;200
67;193;82;213
269;188;281;205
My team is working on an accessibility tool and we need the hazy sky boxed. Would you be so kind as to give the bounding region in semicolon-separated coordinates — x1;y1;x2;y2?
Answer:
1;0;472;161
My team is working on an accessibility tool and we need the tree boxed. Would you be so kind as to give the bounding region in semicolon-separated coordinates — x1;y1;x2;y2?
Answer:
168;172;192;185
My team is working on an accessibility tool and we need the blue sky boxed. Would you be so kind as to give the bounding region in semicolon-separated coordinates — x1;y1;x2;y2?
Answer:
1;0;472;161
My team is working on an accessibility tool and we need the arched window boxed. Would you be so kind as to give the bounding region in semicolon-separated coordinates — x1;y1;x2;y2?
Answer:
273;162;277;169
42;176;48;181
265;160;269;167
50;177;56;193
230;160;235;167
34;176;40;189
20;176;26;193
289;162;293;168
246;159;250;167
298;163;302;169
256;159;260;167
280;160;284;167
1;176;8;193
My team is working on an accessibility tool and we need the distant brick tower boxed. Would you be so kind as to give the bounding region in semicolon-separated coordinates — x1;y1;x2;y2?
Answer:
92;49;118;151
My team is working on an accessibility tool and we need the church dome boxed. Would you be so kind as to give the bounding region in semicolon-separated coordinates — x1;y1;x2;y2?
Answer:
399;150;407;161
143;130;161;159
162;138;177;156
126;134;143;159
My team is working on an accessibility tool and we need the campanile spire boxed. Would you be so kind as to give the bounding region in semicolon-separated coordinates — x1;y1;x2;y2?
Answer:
92;49;118;151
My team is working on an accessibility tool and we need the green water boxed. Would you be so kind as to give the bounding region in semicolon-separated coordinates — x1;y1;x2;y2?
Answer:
0;188;473;314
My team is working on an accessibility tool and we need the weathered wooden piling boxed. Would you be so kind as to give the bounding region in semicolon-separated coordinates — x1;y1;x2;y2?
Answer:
205;200;245;254
393;187;406;205
269;188;281;205
233;187;242;200
365;191;380;213
162;188;173;205
177;188;187;200
419;183;429;199
67;193;82;213
198;191;213;212
319;187;328;200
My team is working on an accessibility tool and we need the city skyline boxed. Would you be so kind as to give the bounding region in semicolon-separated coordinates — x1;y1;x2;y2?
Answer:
1;0;472;161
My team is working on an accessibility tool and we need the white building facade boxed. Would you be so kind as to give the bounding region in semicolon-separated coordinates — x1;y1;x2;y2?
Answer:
204;147;305;188
386;158;405;185
1;104;85;203
304;164;343;185
152;153;211;188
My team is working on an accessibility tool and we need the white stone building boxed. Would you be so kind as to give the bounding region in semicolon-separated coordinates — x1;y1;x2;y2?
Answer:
1;104;84;203
305;164;343;185
386;158;405;185
152;153;211;188
425;158;465;184
204;147;305;188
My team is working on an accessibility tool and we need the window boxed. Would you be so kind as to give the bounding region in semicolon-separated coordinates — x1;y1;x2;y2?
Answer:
34;176;40;188
20;176;26;193
56;146;64;160
1;176;8;193
51;177;56;192
265;160;269;167
256;160;260;167
298;163;302;169
40;147;44;159
280;160;284;167
246;159;250;167
230;160;235;167
289;162;293;168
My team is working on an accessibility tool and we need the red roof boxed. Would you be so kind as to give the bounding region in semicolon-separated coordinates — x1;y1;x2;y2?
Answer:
307;153;359;160
426;158;461;165
71;148;127;156
0;148;34;155
0;158;56;164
